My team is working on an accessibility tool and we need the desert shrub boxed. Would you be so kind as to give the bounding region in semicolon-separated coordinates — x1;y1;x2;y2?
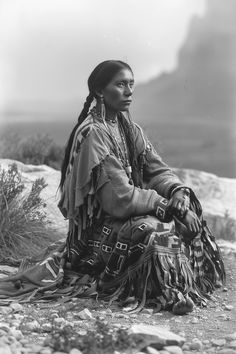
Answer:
0;163;60;260
0;132;64;170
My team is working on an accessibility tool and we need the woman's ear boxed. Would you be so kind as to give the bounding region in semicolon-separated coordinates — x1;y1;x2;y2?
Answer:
95;90;103;99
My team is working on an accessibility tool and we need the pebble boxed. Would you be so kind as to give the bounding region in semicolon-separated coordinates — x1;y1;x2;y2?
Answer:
0;346;12;354
10;303;24;313
189;338;203;350
228;341;236;349
225;333;236;341
142;309;154;315
40;348;53;354
41;323;53;332
211;339;227;347
10;329;23;340
218;350;236;354
224;305;234;311
76;308;93;320
146;346;160;354
163;345;183;354
181;344;189;351
23;320;41;332
69;349;83;354
191;317;198;324
0;307;12;315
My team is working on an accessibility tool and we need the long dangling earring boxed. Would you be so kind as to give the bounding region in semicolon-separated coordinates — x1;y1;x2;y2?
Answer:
100;95;106;121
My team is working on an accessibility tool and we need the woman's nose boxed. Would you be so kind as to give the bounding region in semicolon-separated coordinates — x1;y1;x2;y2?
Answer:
125;84;133;96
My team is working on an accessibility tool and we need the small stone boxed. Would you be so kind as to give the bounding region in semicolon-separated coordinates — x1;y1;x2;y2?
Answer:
0;307;12;315
50;313;59;319
27;344;43;352
69;349;83;354
189;338;203;350
11;320;21;328
218;350;236;354
23;320;40;332
181;344;190;350
53;317;67;325
0;345;12;354
0;324;11;333
115;313;129;319
211;339;227;347
223;287;228;292
218;314;228;320
40;348;53;354
173;318;182;323
163;345;183;354
191;317;198;324
10;329;23;340
224;305;234;311
10;303;24;313
225;333;236;341
146;346;160;354
19;338;29;346
203;339;210;344
228;341;236;349
142;309;154;315
209;303;217;308
41;323;53;332
77;308;93;320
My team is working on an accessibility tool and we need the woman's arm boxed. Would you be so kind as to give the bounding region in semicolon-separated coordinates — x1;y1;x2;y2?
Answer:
96;154;170;220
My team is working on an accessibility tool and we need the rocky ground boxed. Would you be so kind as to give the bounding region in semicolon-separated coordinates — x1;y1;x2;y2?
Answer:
0;245;236;354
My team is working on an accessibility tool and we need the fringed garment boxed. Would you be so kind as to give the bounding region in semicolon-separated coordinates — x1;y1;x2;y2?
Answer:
0;110;225;313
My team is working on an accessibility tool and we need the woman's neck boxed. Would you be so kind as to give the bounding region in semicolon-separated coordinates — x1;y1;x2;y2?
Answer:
105;108;118;122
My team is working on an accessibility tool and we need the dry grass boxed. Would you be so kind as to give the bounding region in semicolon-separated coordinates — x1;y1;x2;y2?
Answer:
0;132;63;170
0;163;61;261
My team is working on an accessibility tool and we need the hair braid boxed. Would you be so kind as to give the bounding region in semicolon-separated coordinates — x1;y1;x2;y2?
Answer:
59;93;94;189
78;92;94;125
119;113;141;187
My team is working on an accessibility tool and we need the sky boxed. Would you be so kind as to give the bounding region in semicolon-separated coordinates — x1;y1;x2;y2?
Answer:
0;0;206;120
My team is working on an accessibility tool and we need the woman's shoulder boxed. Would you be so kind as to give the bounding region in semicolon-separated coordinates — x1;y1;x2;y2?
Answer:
71;112;110;159
74;112;105;142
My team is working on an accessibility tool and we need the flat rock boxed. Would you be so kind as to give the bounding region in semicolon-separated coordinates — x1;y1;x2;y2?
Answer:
77;308;93;320
163;345;183;354
0;307;12;315
225;334;236;341
228;341;236;349
146;346;160;354
10;303;24;313
224;305;234;311
0;345;12;354
212;339;227;347
130;324;185;351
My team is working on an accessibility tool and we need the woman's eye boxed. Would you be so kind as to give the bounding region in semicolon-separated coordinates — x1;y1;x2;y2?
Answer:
117;82;125;88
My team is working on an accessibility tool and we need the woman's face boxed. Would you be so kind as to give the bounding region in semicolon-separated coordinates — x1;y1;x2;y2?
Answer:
101;68;134;114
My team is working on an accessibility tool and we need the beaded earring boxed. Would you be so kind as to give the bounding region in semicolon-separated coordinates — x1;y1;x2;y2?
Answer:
100;95;106;120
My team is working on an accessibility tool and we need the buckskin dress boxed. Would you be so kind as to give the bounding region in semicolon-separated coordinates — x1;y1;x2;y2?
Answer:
0;109;225;313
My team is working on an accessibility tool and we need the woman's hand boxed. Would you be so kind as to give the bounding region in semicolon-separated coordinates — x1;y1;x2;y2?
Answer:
179;209;201;234
169;188;190;218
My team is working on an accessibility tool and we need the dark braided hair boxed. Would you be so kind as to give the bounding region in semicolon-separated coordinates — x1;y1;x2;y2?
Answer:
119;112;142;187
60;60;137;189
